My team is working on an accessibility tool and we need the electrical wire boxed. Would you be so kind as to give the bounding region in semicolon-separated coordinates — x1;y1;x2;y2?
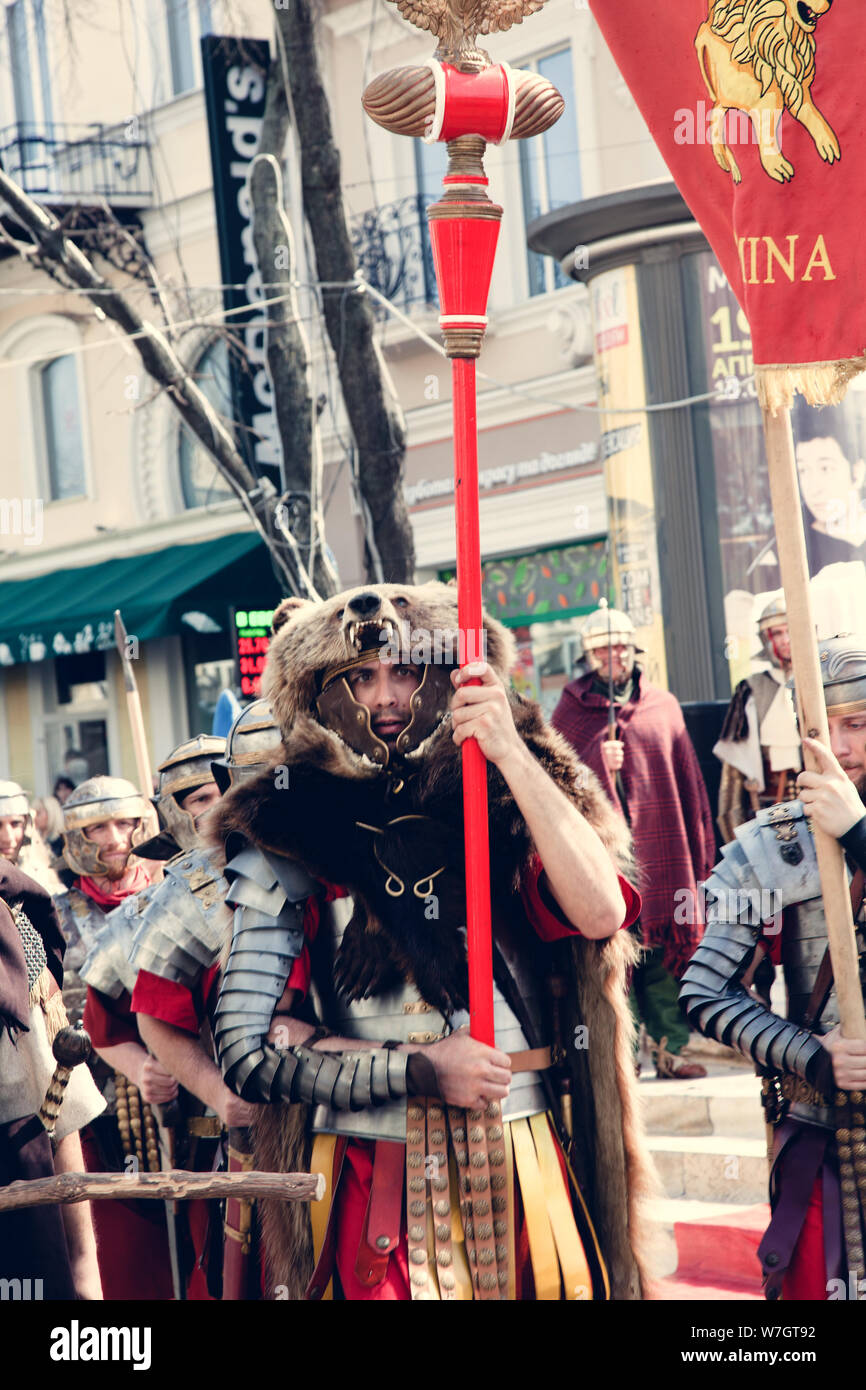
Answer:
0;268;723;415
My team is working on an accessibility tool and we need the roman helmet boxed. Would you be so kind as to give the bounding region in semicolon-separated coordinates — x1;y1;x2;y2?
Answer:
580;599;643;663
819;634;866;717
757;594;789;667
0;781;31;859
152;734;225;852
314;590;454;769
211;699;284;792
0;781;30;821
61;776;150;877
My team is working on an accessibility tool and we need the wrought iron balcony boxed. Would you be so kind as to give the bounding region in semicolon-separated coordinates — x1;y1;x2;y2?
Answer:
350;194;438;314
0;122;152;207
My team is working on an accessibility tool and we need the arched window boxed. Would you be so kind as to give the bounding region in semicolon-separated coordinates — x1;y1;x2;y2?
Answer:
178;337;237;509
40;353;87;499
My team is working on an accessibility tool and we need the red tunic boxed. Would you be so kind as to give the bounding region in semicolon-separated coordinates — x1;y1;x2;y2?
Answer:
80;985;174;1301
552;671;715;977
66;869;174;1299
296;863;640;1301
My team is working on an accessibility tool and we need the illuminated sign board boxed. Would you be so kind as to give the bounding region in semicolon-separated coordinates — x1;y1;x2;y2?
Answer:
233;608;274;697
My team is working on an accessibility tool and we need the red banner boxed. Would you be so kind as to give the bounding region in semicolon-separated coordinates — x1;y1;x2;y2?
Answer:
588;1;866;404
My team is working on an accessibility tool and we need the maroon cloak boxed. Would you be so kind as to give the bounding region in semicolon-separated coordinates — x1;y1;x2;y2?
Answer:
552;671;715;978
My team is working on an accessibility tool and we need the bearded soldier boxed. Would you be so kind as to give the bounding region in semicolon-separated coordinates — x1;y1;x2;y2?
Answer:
130;716;285;1299
53;777;176;1299
211;583;650;1302
551;604;715;1080
714;595;802;843
77;737;227;1299
680;634;866;1300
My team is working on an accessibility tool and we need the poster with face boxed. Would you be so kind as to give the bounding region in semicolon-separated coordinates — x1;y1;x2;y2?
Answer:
683;247;866;688
792;391;866;575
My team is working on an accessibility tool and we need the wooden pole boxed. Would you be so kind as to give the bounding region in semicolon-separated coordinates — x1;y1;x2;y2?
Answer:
762;405;866;1039
114;609;153;798
0;1168;325;1212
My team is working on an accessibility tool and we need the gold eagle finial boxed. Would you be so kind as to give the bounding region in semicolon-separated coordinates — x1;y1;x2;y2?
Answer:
386;0;549;69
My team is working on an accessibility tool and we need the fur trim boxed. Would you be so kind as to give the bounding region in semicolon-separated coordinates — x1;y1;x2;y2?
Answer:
251;1103;313;1300
263;581;515;742
573;929;659;1298
210;613;653;1297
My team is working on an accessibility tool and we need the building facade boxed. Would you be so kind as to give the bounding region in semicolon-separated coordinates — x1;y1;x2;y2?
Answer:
0;0;673;793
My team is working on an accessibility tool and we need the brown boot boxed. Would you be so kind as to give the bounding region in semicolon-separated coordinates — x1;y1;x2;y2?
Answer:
652;1036;707;1080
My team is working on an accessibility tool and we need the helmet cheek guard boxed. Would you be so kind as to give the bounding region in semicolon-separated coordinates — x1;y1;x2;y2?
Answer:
60;778;151;877
315;661;453;768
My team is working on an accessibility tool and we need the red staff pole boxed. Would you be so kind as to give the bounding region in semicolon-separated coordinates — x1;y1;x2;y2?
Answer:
453;357;494;1044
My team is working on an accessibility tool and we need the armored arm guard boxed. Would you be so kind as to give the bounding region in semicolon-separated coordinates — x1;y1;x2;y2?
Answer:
680;802;830;1087
213;845;422;1108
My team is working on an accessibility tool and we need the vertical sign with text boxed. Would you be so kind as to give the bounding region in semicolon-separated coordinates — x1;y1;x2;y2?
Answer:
201;35;284;490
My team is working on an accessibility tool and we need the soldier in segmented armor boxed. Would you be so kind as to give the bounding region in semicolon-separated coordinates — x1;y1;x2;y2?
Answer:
130;706;304;1299
211;583;651;1302
713;596;802;844
53;777;176;1299
680;634;866;1300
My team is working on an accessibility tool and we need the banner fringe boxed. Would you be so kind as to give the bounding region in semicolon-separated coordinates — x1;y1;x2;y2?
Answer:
756;357;866;413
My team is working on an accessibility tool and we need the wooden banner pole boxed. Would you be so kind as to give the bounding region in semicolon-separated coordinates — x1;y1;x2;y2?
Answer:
762;404;866;1039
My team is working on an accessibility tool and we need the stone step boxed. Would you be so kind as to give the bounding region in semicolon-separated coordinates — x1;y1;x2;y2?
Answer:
641;1071;767;1141
647;1134;770;1204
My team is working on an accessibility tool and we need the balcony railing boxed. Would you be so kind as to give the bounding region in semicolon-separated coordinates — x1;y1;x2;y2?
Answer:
0;122;152;207
350;194;438;314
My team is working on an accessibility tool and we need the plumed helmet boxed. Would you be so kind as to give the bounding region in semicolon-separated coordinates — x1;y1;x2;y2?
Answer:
153;735;225;853
818;634;866;717
211;699;283;793
580;599;644;656
0;780;30;819
61;776;150;877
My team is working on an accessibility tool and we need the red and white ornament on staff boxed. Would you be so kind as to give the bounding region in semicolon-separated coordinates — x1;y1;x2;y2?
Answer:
363;1;563;1046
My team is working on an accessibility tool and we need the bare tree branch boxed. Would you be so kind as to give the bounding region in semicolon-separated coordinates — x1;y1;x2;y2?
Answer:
273;1;417;583
0;166;306;593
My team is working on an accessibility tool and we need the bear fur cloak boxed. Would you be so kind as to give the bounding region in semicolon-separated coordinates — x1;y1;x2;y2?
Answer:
211;583;657;1300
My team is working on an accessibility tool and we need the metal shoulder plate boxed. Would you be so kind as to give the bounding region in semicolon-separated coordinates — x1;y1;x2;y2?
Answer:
680;846;826;1085
53;886;106;967
129;846;231;990
80;886;157;998
214;850;410;1109
731;800;822;908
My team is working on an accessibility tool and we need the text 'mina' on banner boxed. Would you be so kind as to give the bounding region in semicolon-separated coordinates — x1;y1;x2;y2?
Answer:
588;0;865;411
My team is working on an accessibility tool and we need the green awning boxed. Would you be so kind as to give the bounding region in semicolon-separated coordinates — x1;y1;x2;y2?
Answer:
0;531;267;667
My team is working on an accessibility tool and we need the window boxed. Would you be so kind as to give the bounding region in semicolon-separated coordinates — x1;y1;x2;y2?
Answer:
179;338;236;509
519;47;581;296
165;0;213;98
40;354;87;500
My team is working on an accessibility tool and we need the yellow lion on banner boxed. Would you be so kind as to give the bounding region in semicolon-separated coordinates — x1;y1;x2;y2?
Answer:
695;0;840;183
